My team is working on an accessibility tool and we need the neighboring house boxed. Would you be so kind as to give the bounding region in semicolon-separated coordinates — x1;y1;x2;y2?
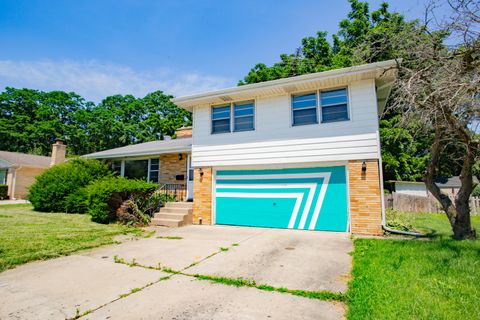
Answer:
84;128;194;200
391;176;480;198
85;60;397;235
0;140;66;199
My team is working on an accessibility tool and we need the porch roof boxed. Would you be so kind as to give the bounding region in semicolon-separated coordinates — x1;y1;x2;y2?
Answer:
83;137;192;159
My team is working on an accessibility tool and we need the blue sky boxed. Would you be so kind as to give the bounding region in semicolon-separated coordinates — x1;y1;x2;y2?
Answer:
0;0;445;101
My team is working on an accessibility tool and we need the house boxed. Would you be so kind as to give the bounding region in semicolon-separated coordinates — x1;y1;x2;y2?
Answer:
391;176;479;198
85;60;397;235
0;140;66;199
172;60;397;236
84;127;194;200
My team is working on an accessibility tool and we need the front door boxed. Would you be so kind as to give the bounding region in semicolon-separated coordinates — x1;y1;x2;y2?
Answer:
186;154;193;200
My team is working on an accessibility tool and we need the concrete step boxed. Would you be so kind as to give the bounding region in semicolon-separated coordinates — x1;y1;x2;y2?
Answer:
151;218;184;228
165;202;193;209
159;207;193;214
154;212;187;220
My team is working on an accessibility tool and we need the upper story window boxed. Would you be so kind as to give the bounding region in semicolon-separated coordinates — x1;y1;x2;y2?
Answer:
292;92;318;126
291;88;349;126
320;88;349;123
212;101;255;134
211;105;231;134
234;101;254;132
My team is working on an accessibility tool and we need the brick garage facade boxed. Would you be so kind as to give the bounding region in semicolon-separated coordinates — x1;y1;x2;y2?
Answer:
190;161;383;235
159;153;188;185
192;167;212;225
348;159;383;235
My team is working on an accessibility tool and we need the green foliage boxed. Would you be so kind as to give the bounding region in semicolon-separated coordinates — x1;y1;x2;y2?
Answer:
385;209;415;232
83;176;156;223
0;88;191;156
0;184;7;200
472;184;480;197
28;158;112;213
380;115;429;181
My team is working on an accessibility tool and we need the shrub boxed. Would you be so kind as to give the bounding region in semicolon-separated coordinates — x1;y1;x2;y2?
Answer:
0;184;8;200
473;184;480;197
116;191;176;226
28;158;112;212
83;176;156;223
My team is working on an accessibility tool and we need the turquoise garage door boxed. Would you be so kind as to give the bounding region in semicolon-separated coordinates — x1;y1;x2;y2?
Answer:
215;166;349;232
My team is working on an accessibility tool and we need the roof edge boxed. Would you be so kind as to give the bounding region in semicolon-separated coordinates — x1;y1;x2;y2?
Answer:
173;59;399;109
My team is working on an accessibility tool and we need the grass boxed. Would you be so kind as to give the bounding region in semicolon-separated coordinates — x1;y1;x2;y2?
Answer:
348;211;480;320
156;236;183;240
0;204;143;272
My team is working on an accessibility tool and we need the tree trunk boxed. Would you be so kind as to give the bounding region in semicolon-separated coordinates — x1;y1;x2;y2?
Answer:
423;129;476;240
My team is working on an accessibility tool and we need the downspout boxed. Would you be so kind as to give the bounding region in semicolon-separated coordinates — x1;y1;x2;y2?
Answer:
376;131;424;237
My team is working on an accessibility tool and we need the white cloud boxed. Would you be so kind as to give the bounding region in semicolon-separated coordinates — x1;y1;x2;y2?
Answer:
0;59;233;102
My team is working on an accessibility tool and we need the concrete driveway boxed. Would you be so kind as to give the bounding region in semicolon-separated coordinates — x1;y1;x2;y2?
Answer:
0;225;352;320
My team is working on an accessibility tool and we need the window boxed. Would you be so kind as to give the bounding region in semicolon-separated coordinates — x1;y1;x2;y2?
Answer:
124;160;149;180
212;105;231;134
187;156;193;182
234;101;254;132
320;88;349;123
112;161;122;176
0;169;7;185
292;92;318;126
149;159;159;183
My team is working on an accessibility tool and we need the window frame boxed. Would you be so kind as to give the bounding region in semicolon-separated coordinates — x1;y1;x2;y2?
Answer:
211;100;256;134
290;86;350;127
233;100;255;132
291;91;319;126
211;104;232;135
112;158;160;183
319;87;350;124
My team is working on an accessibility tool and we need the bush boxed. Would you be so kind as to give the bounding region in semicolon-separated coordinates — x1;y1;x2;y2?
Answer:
0;184;8;200
83;176;156;223
116;191;176;226
473;184;480;197
28;158;112;212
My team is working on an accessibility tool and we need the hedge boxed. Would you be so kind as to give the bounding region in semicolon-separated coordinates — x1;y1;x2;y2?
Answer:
0;184;7;200
83;176;157;223
28;158;112;212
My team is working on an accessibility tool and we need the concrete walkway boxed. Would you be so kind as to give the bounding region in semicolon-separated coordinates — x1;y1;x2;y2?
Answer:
0;199;30;205
0;225;352;320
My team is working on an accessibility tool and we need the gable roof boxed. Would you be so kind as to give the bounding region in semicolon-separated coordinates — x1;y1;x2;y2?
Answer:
0;150;51;168
173;59;399;112
83;137;192;159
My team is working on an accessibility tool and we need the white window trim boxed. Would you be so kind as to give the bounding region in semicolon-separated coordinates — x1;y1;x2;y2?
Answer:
113;158;159;183
211;100;256;134
290;86;351;127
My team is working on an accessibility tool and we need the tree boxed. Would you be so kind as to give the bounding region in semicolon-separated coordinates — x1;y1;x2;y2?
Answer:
0;88;191;156
360;1;479;239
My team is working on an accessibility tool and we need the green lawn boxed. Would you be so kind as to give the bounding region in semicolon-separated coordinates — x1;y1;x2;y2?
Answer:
348;212;480;320
0;204;142;272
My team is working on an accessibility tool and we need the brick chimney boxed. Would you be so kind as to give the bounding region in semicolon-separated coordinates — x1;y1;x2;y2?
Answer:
176;126;192;138
51;139;66;166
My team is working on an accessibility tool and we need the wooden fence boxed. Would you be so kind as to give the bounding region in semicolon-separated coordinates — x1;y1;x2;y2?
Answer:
385;192;480;215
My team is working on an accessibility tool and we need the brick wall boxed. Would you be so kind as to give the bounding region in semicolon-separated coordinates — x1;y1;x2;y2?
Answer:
348;159;382;235
159;153;187;185
193;167;212;225
14;166;48;199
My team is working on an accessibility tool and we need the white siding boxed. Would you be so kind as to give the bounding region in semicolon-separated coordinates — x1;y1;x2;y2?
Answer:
192;79;380;167
395;183;428;197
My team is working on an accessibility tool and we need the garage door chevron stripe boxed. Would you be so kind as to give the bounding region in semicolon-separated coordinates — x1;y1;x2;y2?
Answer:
216;172;331;230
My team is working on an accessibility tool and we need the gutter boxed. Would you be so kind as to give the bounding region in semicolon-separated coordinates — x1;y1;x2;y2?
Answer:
376;131;424;237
